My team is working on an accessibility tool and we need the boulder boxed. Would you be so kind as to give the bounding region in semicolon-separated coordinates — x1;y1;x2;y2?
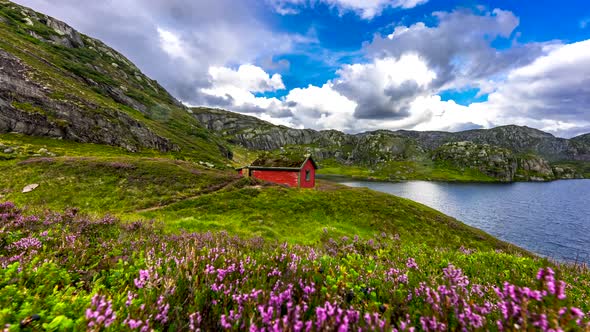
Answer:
22;183;39;193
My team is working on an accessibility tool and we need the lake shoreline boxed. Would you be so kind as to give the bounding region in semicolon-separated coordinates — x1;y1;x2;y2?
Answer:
317;173;587;184
327;178;590;265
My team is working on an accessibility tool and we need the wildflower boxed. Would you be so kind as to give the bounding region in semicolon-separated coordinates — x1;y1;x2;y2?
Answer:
126;291;136;307
155;296;170;324
134;269;150;289
125;318;143;330
9;237;42;251
537;267;556;295
406;258;418;269
557;281;567;300
189;312;201;331
85;294;116;330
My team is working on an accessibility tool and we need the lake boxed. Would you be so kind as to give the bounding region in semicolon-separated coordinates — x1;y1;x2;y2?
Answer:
332;178;590;264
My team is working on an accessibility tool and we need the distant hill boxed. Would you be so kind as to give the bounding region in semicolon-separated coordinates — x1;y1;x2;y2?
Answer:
192;108;590;181
396;126;590;161
571;133;590;146
0;1;229;162
193;108;590;162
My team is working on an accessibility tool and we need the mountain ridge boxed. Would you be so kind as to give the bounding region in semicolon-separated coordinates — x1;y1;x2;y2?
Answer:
192;107;590;162
192;107;589;181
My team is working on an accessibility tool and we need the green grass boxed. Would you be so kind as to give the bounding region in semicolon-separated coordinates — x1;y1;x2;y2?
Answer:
0;156;237;214
3;131;590;331
136;183;522;252
0;133;524;255
1;204;589;330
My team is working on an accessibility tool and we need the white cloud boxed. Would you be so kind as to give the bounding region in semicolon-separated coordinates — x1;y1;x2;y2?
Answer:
333;54;436;119
213;39;590;138
208;65;285;93
269;0;428;19
199;65;288;118
284;83;357;130
469;39;590;137
157;27;190;61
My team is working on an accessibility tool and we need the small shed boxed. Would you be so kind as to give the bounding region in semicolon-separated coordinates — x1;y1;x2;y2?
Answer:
237;155;318;188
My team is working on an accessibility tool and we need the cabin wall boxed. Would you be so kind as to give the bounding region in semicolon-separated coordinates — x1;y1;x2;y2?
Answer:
299;160;316;188
251;170;299;187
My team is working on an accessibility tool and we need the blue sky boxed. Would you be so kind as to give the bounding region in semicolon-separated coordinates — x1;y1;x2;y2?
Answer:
15;0;590;137
260;0;590;98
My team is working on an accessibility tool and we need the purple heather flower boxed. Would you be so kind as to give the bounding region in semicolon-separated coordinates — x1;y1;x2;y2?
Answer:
86;294;116;329
406;258;418;269
126;319;143;329
189;312;201;331
134;269;150;289
9;237;41;250
557;280;567;300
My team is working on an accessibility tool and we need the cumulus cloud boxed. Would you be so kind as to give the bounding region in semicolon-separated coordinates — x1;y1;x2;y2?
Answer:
470;39;590;137
253;37;589;137
283;83;357;130
200;64;290;118
208;65;285;93
367;8;551;92
333;54;436;119
198;9;590;138
269;0;428;19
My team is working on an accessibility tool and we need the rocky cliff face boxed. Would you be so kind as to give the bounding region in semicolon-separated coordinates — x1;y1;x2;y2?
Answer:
192;108;588;181
396;126;588;162
432;142;517;182
0;1;227;161
192;108;424;165
0;49;173;152
516;155;555;181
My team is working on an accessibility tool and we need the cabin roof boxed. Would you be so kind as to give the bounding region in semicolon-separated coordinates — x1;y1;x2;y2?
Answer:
244;155;318;171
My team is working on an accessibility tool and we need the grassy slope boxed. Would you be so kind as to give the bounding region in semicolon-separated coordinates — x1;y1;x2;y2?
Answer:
0;3;227;164
0;135;238;214
136;182;515;251
1;204;589;330
1;134;519;254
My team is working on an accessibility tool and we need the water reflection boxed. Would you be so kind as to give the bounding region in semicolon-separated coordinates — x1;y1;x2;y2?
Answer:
337;179;590;264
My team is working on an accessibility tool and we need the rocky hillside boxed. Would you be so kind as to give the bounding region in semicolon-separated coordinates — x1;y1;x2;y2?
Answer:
571;133;590;147
0;1;229;162
398;126;590;161
194;108;590;162
192;108;426;165
193;108;589;181
432;142;578;182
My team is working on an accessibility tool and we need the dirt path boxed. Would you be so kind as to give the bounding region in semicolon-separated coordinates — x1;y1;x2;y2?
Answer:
134;177;242;213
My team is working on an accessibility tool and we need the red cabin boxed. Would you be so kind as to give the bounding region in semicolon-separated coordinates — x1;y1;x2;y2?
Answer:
237;155;318;188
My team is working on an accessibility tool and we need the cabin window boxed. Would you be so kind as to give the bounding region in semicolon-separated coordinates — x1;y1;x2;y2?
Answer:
305;169;311;181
